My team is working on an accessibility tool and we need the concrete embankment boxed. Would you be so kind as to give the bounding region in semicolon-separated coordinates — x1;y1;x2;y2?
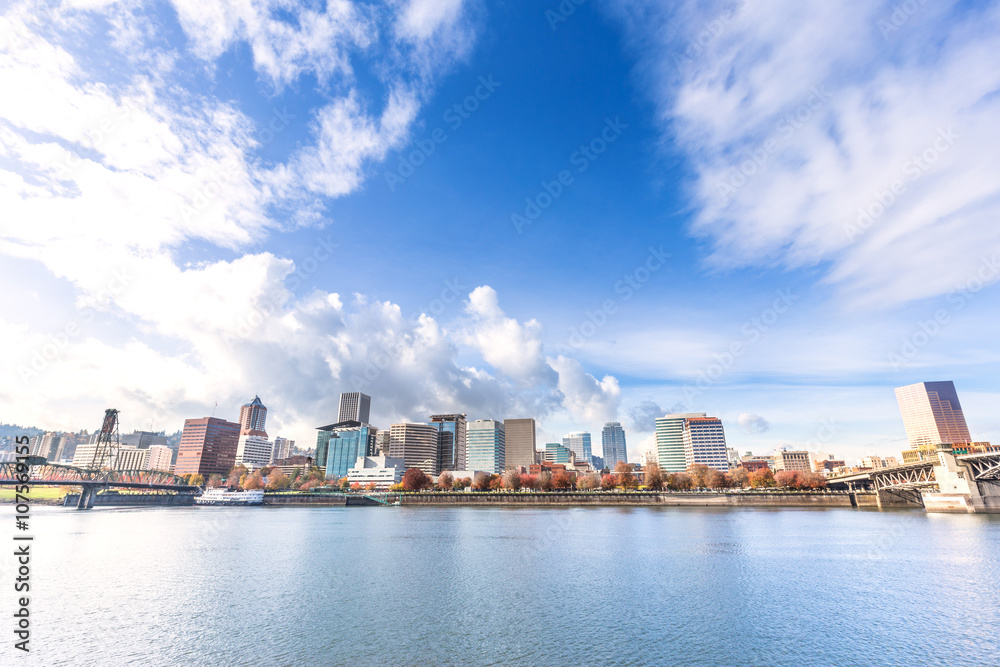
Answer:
399;491;880;508
263;492;382;506
62;492;196;507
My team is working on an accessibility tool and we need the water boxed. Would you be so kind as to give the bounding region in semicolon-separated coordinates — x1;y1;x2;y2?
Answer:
9;506;1000;666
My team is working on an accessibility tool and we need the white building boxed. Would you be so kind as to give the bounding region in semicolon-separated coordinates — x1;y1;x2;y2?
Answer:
146;445;173;471
270;437;293;462
236;434;273;467
682;417;729;472
115;447;150;470
346;456;405;489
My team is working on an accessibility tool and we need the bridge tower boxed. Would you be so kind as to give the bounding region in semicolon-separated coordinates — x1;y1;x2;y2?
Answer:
89;408;121;470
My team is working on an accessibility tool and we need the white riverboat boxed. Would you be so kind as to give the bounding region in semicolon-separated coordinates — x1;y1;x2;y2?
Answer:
195;488;264;506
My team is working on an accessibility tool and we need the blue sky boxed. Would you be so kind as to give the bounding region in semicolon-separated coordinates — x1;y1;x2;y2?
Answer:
2;0;1000;463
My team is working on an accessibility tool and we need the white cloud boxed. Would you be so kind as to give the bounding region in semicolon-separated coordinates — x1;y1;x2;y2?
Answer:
609;0;1000;307
736;412;769;434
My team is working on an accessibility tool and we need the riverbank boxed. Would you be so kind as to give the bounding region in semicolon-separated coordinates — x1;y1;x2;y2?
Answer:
398;490;881;508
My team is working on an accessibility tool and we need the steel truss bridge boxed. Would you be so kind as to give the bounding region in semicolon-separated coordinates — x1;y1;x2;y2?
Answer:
829;451;1000;492
0;459;198;509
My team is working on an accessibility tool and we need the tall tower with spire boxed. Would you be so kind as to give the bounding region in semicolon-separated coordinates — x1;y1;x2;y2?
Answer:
235;395;272;467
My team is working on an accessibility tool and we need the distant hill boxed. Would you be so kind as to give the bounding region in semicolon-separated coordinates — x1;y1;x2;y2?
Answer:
0;423;45;439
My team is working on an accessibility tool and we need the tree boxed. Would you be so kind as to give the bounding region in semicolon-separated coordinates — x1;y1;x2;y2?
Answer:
520;474;539;490
774;470;801;488
207;474;224;488
615;462;638;490
454;477;472;490
437;472;454;491
502;469;522;491
727;467;750;489
803;472;828;490
666;472;693;491
538;471;554;492
365;482;378;492
266;469;290;490
645;463;664;491
488;475;503;491
600;473;617;491
687;464;711;489
243;470;264;490
552;470;572;490
402;468;433;491
472;472;492;491
226;465;248;488
705;469;729;490
188;473;205;486
388;482;405;492
577;472;601;490
339;477;351;490
749;467;776;488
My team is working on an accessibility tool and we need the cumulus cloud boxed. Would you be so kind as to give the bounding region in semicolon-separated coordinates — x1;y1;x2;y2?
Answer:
736;412;770;434
626;399;662;432
608;0;1000;307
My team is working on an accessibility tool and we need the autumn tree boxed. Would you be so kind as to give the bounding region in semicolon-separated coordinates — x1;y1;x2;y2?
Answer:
243;470;264;490
774;470;801;488
488;475;503;491
552;470;572;490
686;464;712;489
705;469;728;490
727;467;750;489
226;465;248;488
206;474;224;488
502;469;522;491
266;469;290;490
600;473;617;491
666;472;693;491
437;472;454;491
614;462;638;490
188;473;205;486
538;471;554;492
454;477;472;490
749;467;776;488
472;472;492;491
577;472;601;490
520;474;539;491
645;463;664;491
403;468;433;491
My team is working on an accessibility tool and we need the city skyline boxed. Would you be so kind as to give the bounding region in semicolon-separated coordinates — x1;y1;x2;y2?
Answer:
2;0;999;467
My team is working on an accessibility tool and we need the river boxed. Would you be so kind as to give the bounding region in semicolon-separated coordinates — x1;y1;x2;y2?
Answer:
8;505;1000;666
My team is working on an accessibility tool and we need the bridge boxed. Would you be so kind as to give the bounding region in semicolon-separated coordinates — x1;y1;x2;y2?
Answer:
828;448;1000;512
0;458;198;509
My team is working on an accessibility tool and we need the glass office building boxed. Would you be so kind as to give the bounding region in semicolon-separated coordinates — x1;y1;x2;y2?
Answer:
315;421;374;480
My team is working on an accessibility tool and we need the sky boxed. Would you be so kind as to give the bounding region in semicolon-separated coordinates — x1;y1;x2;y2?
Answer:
2;0;999;465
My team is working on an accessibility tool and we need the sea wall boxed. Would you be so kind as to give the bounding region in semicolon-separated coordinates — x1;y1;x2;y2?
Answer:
400;491;880;508
62;492;196;507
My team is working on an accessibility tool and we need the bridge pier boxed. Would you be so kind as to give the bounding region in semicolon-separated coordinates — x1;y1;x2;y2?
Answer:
923;449;989;513
876;487;923;509
76;484;97;510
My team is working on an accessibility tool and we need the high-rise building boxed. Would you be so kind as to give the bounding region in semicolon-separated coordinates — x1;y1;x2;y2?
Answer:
503;418;536;469
388;422;440;475
33;432;61;460
562;431;591;462
115;447;150;470
431;414;467;472
894;381;972;449
601;422;627;468
120;430;168;449
544;442;573;464
655;413;705;472
467;420;505;474
146;445;173;471
682;417;729;472
235;395;271;467
174;417;240;476
238;396;268;436
270;437;293;463
315;421;376;480
338;392;372;424
374;430;391;456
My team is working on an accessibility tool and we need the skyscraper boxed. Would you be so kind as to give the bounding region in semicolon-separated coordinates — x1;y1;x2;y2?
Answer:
895;381;973;449
315;421;375;480
503;418;536;469
601;422;627;468
174;417;240;476
562;431;591;462
682;417;729;472
467;420;505;474
388;422;440;475
270;436;293;462
338;392;372;424
544;442;573;464
431;414;467;472
236;395;272;467
655;413;706;472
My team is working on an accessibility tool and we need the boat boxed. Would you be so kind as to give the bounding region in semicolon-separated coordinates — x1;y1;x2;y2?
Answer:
195;488;264;506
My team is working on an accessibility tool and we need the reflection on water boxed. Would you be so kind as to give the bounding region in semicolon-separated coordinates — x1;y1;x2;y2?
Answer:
14;506;1000;666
